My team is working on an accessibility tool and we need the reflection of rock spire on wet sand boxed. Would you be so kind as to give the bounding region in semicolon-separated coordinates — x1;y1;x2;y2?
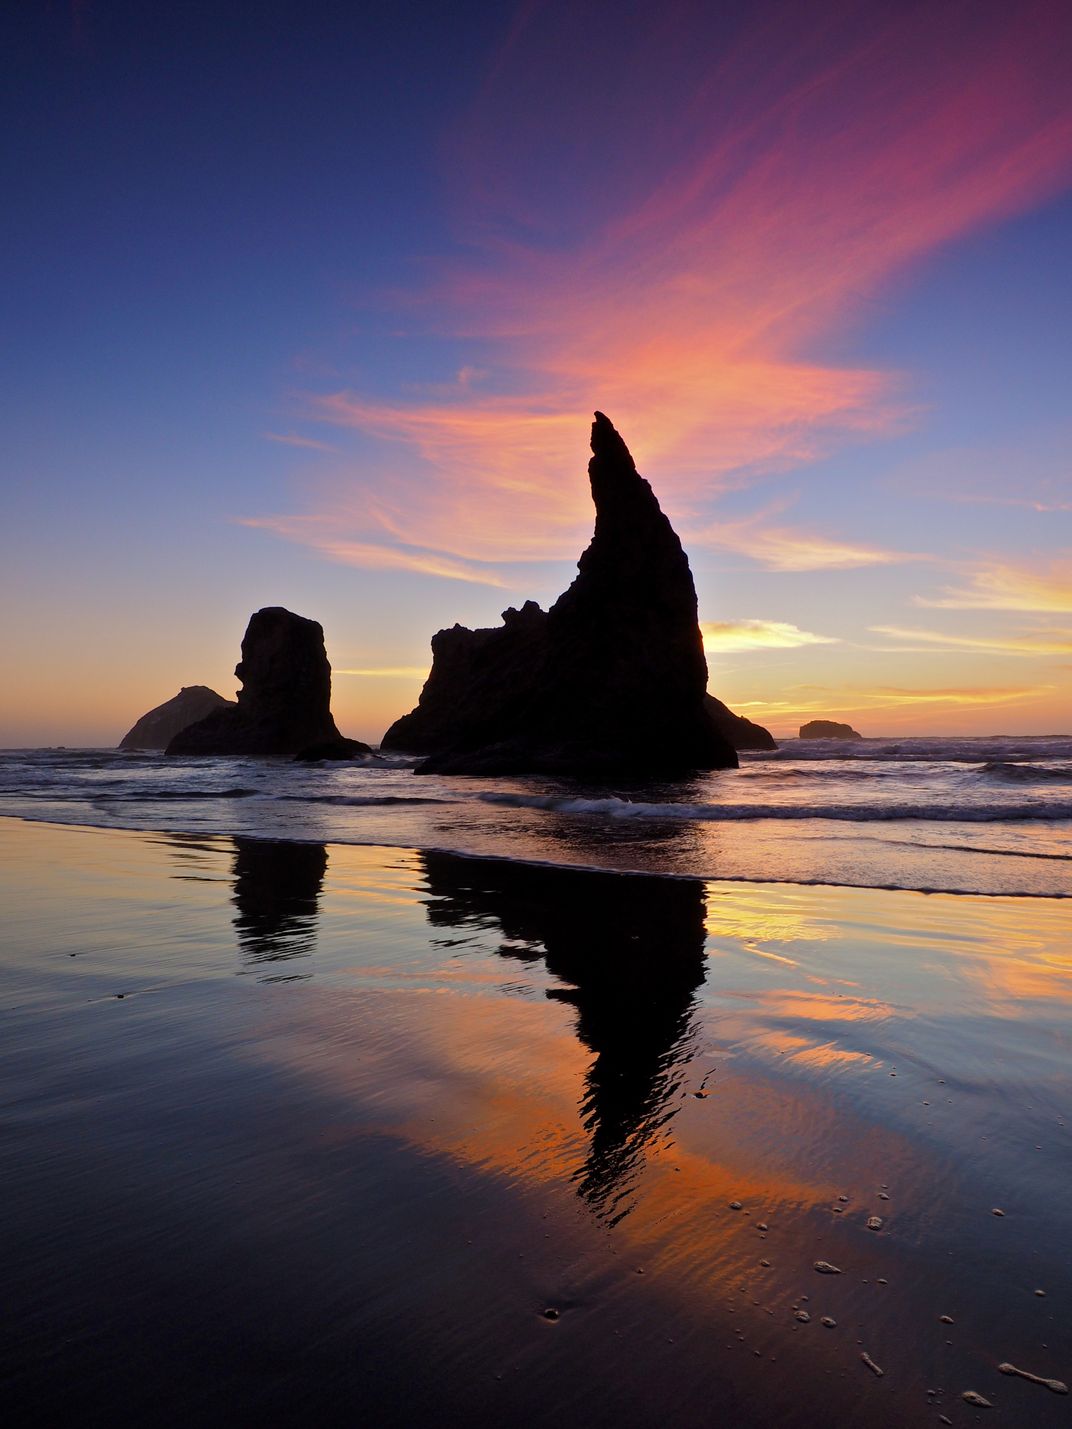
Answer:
420;852;707;1224
231;838;328;980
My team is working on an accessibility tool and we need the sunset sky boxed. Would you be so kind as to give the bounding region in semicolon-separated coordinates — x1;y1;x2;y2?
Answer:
3;0;1071;745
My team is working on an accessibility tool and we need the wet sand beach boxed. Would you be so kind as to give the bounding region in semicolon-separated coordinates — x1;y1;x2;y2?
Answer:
2;817;1070;1426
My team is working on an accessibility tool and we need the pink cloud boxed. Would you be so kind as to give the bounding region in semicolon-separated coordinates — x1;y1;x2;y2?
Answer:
252;0;1072;575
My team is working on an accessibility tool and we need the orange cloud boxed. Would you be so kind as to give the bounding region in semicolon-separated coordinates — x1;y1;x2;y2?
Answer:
247;0;1072;574
335;666;429;678
690;508;921;570
735;683;1056;722
870;625;1072;656
240;515;508;586
915;559;1072;613
701;619;837;652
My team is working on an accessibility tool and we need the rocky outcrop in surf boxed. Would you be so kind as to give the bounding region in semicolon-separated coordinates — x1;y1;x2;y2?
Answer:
119;686;234;750
382;413;738;777
705;695;776;752
167;607;369;760
799;719;862;740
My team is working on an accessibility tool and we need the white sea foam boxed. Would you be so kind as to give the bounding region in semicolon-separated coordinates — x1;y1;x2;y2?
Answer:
1;737;1069;897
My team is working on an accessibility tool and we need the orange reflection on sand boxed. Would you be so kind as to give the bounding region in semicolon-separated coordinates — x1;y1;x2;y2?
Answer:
750;989;889;1025
742;1026;878;1074
258;982;594;1188
944;937;1072;1010
705;887;833;949
236;843;1070;1307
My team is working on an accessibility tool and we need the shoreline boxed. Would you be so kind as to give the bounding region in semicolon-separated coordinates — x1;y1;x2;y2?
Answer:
2;812;1069;900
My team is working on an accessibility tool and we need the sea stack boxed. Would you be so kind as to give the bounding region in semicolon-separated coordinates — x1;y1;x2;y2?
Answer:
705;695;777;752
119;686;234;750
166;607;369;760
799;719;862;740
382;413;738;776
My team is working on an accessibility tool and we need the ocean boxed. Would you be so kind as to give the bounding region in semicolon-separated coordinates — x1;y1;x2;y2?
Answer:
3;734;1069;897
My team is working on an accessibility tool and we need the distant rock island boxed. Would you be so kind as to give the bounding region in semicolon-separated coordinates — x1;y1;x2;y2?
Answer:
799;719;862;740
167;607;369;760
382;413;741;777
119;686;234;750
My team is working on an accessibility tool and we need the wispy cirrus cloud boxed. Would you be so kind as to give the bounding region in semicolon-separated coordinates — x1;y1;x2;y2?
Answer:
248;0;1072;576
240;515;508;586
335;666;429;678
264;430;341;454
916;559;1072;613
740;683;1054;716
702;619;837;652
870;625;1072;656
885;432;1072;513
691;506;920;571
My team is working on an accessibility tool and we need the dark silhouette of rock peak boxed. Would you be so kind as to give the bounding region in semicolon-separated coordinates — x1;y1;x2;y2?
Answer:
382;414;738;777
119;685;234;750
166;607;370;760
705;695;777;752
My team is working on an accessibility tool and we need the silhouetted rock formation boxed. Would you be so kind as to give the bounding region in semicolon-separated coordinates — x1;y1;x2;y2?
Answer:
166;607;370;760
705;694;776;752
799;719;862;740
420;851;706;1223
383;413;738;777
119;686;234;750
232;837;327;979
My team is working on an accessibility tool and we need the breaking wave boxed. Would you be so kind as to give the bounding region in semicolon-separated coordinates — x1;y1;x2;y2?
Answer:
476;790;1072;824
976;761;1072;784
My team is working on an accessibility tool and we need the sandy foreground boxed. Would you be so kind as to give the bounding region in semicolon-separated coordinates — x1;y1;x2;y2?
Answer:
1;817;1069;1427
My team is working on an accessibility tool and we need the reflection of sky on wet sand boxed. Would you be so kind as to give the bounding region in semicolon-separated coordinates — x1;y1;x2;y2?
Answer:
318;846;1072;1408
3;819;1071;1426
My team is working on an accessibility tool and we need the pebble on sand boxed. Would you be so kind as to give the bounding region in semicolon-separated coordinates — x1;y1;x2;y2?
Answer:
759;1259;771;1267
729;1201;742;1210
860;1352;884;1377
991;1208;1005;1217
1034;1289;1046;1296
866;1216;883;1231
998;1363;1069;1395
939;1315;954;1324
821;1316;836;1328
961;1391;992;1407
542;1308;560;1321
794;1310;811;1323
814;1261;842;1274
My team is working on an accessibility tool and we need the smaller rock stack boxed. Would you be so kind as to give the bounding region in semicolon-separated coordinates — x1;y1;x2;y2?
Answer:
167;607;369;760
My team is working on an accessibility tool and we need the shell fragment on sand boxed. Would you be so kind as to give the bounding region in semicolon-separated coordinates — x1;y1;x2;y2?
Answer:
998;1363;1069;1394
